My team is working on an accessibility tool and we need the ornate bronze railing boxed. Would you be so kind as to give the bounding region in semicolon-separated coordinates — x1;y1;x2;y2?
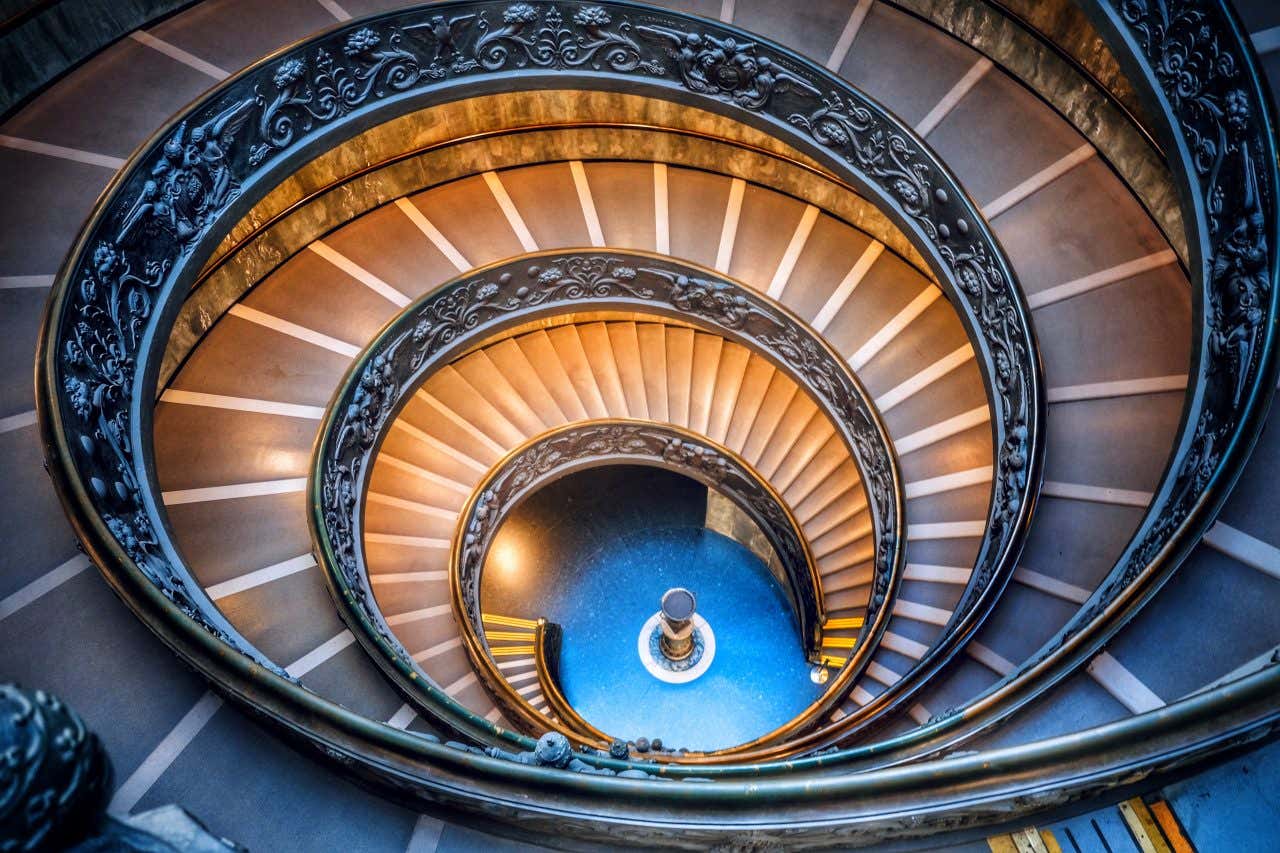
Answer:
38;1;1042;761
658;0;1280;761
763;0;1280;764
912;0;1280;751
450;419;819;743
310;251;902;752
55;0;1280;842
635;0;1280;768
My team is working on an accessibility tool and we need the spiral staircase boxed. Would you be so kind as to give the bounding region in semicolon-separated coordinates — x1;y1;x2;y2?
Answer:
2;0;1279;850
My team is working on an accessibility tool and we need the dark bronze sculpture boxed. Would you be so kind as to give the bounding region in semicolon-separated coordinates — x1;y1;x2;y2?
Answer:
0;684;241;852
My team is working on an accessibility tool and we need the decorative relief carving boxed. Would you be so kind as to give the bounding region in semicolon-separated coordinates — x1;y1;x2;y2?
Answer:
30;0;1280;836
637;25;818;108
937;240;1032;607
1041;0;1277;648
789;94;933;229
316;255;897;677
474;4;660;73
253;27;429;164
0;685;110;851
49;1;1038;735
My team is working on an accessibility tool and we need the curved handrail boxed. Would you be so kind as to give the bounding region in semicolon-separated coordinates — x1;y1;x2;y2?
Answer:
449;419;822;745
467;614;616;743
27;0;1280;841
32;0;1087;828
766;0;1280;765
531;619;614;742
656;0;1280;767
860;0;1280;760
37;0;1042;745
311;251;902;755
661;0;1280;762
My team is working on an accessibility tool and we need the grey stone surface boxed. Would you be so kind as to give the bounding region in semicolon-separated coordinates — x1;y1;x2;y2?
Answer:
0;424;77;599
134;707;418;853
0;570;209;784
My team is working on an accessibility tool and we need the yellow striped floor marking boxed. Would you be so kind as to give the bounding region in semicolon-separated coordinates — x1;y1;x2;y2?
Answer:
489;645;536;656
1120;798;1173;853
987;832;1018;852
485;630;537;642
483;613;539;628
988;827;1057;853
1147;800;1196;853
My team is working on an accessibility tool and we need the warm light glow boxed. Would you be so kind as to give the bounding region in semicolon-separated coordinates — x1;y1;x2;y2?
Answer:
490;540;520;578
267;448;306;474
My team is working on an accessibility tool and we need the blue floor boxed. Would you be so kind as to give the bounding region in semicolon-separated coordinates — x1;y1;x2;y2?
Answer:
480;467;824;751
557;525;821;750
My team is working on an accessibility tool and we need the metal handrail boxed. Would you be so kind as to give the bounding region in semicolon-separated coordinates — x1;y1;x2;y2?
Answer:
446;418;830;751
59;0;1280;842
38;2;1042;764
531;619;614;742
762;0;1280;767
310;253;902;756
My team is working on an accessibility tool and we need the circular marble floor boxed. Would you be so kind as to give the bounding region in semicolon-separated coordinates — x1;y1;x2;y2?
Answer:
554;526;821;750
480;467;825;750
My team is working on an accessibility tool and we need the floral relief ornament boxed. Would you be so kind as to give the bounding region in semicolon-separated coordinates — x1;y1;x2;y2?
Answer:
54;3;1040;691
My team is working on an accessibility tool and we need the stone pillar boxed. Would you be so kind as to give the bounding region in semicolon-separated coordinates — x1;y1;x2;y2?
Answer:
658;588;697;661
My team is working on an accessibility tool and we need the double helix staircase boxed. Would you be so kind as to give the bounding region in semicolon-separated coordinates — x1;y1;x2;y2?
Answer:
1;0;1279;850
366;322;879;710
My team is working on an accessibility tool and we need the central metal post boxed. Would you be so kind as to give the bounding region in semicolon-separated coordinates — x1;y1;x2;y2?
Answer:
658;588;697;661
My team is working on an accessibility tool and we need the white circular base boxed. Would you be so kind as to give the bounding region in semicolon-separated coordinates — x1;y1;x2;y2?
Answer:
637;612;716;684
